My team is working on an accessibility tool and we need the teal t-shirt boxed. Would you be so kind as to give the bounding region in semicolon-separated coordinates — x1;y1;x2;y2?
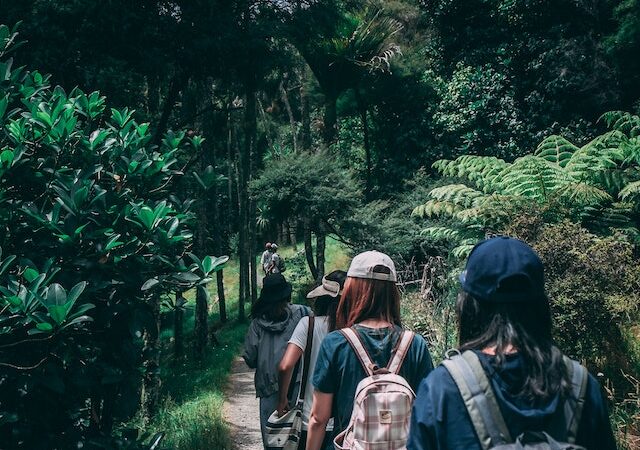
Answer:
312;324;434;434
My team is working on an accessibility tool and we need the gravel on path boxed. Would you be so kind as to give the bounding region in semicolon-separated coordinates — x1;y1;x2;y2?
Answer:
224;357;263;450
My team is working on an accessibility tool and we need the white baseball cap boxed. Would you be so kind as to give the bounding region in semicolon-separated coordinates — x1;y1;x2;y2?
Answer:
347;251;397;282
306;276;342;299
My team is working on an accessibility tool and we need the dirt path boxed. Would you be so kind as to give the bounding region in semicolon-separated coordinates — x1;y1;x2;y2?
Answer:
224;357;263;450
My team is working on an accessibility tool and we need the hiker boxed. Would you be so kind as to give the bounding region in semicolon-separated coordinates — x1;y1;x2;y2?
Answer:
261;242;273;275
243;273;312;448
275;270;348;450
407;236;617;450
306;251;434;450
269;243;284;274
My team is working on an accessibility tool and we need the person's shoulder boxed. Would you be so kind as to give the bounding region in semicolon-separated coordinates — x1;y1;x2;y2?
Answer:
290;303;311;317
321;329;348;346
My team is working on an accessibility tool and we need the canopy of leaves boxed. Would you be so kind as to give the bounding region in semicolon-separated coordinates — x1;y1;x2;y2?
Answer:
250;150;362;233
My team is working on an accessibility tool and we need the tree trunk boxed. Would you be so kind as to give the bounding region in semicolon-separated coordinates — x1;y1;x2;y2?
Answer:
304;218;318;279
357;91;373;200
194;195;209;356
236;138;247;322
300;72;312;150
152;72;184;146
280;79;298;153
217;270;227;323
288;219;297;251
249;198;258;305
323;95;338;146
315;224;326;284
174;292;184;359
141;296;161;420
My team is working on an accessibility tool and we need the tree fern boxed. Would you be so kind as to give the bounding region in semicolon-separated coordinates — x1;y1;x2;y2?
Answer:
535;135;578;168
433;155;507;192
600;111;640;138
416;111;640;258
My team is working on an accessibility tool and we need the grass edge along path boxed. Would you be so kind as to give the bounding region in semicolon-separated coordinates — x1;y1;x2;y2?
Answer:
141;236;351;449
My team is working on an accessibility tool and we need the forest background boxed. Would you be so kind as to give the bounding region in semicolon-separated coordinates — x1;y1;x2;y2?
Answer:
1;0;640;449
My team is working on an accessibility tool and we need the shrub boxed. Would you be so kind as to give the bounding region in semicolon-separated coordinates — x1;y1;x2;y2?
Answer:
0;24;223;448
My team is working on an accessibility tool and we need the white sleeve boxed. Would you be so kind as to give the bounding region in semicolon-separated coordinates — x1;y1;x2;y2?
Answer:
288;316;309;351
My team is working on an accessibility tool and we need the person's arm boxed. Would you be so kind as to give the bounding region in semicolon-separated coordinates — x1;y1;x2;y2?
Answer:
242;321;259;369
306;391;333;450
277;343;303;416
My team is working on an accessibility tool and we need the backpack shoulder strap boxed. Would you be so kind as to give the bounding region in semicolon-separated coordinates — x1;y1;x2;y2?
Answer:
387;330;415;374
442;350;512;450
563;357;589;444
340;327;375;376
296;315;315;403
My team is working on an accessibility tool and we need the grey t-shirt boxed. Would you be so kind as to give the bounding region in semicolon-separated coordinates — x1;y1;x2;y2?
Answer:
288;316;334;430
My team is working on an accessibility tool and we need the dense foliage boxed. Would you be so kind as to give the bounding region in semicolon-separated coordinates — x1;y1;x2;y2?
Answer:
0;25;225;448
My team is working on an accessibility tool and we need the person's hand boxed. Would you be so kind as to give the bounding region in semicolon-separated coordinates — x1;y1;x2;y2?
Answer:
276;399;289;417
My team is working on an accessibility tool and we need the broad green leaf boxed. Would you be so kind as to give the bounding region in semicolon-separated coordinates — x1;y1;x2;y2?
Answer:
141;278;160;291
36;322;53;332
138;206;155;230
23;267;39;282
48;304;67;325
45;283;67;306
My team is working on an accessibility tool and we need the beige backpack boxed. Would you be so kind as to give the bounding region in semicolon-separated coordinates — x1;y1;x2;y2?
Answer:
334;328;416;450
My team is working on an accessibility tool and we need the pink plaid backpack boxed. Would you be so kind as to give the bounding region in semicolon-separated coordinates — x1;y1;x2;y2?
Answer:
334;328;416;450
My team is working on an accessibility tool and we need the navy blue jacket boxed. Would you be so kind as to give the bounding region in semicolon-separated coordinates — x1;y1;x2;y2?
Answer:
407;351;617;450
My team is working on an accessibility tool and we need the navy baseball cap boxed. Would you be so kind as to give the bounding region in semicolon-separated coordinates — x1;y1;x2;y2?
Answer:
459;236;545;303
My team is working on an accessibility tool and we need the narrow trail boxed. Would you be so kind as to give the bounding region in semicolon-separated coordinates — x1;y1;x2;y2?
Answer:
224;357;263;450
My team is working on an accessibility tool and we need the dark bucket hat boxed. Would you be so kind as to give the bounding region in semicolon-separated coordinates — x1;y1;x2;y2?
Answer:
459;236;545;303
259;273;292;304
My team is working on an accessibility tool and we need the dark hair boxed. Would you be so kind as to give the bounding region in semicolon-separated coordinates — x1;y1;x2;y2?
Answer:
457;291;570;401
251;295;290;321
313;270;347;331
336;265;401;329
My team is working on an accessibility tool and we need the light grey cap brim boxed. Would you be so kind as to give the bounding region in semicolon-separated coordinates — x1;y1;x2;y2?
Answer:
306;285;340;298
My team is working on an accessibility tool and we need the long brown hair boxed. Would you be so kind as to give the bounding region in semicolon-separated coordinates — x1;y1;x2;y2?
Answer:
457;291;570;401
336;266;401;329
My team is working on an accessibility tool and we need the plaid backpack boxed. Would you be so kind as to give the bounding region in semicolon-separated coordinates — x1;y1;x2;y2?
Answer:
334;328;416;450
442;350;589;450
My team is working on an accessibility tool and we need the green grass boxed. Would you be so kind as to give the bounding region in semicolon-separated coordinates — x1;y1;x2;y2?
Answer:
139;255;245;450
143;238;351;449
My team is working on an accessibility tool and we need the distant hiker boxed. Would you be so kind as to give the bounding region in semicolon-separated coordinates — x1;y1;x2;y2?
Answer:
275;270;348;450
407;236;617;450
306;251;434;450
269;243;285;274
243;273;312;448
261;242;273;274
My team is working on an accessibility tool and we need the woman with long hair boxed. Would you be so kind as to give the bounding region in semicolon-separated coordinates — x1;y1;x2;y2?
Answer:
306;251;434;450
243;273;311;448
407;236;616;450
276;270;348;450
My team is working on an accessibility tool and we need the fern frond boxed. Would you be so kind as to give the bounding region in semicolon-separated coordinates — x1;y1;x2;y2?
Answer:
452;243;475;259
600;111;640;137
535;135;578;167
412;199;464;218
556;182;612;206
420;226;462;241
619;180;640;201
495;156;569;201
432;155;508;192
428;184;484;207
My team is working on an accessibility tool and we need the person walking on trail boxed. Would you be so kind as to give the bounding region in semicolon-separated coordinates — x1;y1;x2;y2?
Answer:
306;251;434;450
243;273;312;448
407;236;617;450
261;242;273;275
269;243;284;274
275;270;348;450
